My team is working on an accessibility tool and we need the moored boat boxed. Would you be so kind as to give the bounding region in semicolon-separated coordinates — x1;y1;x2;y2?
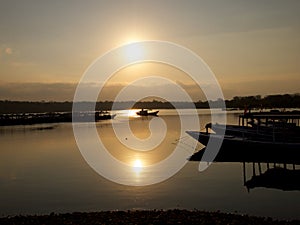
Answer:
186;111;300;163
186;130;300;163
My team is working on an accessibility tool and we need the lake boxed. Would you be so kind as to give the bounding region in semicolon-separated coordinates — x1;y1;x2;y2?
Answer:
0;109;299;219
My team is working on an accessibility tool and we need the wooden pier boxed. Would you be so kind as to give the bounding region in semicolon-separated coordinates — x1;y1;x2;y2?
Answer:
0;111;115;126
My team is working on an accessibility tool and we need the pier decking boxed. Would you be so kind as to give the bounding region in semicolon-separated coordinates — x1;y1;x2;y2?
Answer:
0;111;115;126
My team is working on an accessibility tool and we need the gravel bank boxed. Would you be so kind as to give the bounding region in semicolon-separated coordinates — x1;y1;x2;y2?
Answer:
0;210;299;225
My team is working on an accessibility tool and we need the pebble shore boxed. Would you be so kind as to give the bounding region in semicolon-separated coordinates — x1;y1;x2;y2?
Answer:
0;210;299;225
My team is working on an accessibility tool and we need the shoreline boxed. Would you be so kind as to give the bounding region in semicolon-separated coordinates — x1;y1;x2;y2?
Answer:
0;210;299;225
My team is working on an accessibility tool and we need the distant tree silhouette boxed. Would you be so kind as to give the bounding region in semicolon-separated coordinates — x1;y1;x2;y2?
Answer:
0;93;299;114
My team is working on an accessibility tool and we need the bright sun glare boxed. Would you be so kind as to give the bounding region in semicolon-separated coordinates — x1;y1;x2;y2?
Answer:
133;159;142;168
125;38;140;44
124;41;145;62
126;109;140;118
132;159;143;174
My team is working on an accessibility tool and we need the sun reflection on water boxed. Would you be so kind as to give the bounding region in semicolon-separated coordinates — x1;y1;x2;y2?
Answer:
127;109;140;118
132;159;143;174
116;109;140;118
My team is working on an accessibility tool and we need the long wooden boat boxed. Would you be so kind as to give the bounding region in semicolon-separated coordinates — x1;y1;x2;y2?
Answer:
187;131;300;151
186;111;300;163
186;131;300;163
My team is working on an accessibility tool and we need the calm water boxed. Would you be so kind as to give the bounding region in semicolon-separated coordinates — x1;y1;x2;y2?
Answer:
0;109;299;219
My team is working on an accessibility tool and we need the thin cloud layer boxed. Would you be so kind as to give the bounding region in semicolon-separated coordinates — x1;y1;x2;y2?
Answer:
0;80;299;102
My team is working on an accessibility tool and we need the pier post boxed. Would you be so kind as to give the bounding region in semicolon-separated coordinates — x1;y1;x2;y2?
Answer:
252;162;256;177
258;163;262;175
243;162;246;184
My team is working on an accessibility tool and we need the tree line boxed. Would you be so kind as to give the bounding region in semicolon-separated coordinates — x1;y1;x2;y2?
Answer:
0;94;299;114
224;94;300;109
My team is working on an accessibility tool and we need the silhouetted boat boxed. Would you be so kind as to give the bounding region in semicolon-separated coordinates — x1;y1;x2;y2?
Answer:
187;131;300;161
136;109;159;116
96;111;116;120
187;111;300;163
206;111;300;138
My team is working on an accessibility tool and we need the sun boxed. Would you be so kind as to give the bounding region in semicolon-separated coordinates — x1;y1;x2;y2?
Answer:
124;37;140;44
123;41;145;62
123;33;144;44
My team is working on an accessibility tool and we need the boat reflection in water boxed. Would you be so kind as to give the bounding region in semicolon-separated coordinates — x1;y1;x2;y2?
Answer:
187;110;300;191
243;162;300;192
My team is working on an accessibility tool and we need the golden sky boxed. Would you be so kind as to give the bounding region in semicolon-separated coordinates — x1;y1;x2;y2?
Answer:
0;0;299;101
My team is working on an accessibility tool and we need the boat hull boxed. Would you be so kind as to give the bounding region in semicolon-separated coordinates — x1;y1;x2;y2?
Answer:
136;110;159;116
186;131;300;164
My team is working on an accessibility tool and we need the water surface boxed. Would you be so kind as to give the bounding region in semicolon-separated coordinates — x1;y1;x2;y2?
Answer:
0;109;299;219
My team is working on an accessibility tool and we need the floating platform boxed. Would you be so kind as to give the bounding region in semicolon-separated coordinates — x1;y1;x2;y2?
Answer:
0;111;115;126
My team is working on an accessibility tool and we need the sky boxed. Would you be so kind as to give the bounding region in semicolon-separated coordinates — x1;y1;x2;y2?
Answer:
0;0;299;101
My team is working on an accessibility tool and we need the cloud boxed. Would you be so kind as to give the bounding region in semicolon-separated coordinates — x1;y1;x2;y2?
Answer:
0;82;206;102
221;77;300;99
0;82;76;101
0;79;299;102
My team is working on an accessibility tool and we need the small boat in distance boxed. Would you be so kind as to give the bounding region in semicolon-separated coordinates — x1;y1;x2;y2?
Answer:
95;111;116;121
136;109;159;116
